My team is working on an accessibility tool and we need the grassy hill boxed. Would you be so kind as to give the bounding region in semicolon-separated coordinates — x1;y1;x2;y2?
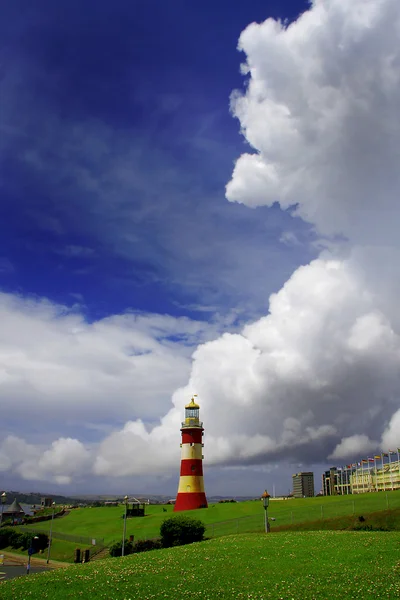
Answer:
2;530;399;599
19;490;400;552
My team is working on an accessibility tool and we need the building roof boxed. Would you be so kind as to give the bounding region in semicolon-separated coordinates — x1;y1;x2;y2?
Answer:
4;498;25;514
185;396;200;409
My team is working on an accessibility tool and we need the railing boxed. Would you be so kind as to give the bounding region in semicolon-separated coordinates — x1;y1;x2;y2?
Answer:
181;420;203;428
203;493;400;538
18;526;105;547
206;515;264;538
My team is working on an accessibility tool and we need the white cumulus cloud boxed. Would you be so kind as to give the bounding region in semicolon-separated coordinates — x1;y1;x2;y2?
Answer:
329;434;377;460
226;0;400;246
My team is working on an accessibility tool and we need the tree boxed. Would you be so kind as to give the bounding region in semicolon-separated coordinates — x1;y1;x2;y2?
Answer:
160;515;205;548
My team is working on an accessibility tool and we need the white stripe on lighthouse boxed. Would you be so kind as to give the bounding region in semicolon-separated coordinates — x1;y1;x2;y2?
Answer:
181;444;203;460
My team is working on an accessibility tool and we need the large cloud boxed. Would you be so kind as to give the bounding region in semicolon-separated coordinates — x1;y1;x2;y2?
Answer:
176;256;400;465
0;292;221;433
0;293;224;483
226;0;400;246
220;0;400;464
0;436;91;485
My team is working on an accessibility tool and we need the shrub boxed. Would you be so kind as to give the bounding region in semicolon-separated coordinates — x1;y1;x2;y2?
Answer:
160;515;205;548
131;539;162;554
0;529;48;552
353;524;389;532
18;532;33;550
109;540;134;557
0;528;19;549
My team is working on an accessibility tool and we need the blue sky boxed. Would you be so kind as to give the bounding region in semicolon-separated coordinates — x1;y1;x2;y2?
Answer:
1;0;313;323
3;0;398;498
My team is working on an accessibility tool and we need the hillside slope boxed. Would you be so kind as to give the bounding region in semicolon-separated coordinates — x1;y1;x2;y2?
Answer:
2;531;399;599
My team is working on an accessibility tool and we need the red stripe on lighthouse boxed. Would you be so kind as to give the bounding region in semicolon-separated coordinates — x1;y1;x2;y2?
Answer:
175;492;207;511
180;459;204;476
181;430;203;444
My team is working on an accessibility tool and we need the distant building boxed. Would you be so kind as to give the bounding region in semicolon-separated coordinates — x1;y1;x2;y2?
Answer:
292;472;314;498
322;456;400;495
41;497;53;507
322;467;351;496
124;498;146;517
3;498;25;523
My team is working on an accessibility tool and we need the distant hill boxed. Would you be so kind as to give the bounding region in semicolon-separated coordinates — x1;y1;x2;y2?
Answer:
3;491;93;506
2;491;259;506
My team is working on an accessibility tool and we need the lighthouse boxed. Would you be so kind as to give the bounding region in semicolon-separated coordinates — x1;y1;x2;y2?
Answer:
174;396;208;511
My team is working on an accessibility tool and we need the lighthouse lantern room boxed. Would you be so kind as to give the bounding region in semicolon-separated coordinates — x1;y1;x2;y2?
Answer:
174;396;208;512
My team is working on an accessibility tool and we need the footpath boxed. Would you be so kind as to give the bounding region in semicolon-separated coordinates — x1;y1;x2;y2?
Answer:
1;550;69;569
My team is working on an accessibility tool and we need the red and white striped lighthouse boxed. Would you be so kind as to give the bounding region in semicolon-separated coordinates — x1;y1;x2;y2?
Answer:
174;396;208;512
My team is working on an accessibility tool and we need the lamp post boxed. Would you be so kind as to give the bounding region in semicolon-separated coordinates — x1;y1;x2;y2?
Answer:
261;490;271;533
121;496;129;557
46;502;56;564
0;492;6;526
27;536;39;574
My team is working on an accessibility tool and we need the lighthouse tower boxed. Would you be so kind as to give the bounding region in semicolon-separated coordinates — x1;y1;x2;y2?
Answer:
174;396;208;512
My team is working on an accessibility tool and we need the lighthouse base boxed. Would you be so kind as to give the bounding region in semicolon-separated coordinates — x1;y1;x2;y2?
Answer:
174;492;208;512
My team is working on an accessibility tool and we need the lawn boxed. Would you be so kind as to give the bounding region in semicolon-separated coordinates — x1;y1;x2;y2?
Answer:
19;490;400;551
0;538;93;564
2;531;399;599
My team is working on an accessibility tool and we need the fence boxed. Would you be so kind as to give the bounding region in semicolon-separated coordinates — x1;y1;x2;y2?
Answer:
205;492;400;538
206;514;264;538
18;526;105;547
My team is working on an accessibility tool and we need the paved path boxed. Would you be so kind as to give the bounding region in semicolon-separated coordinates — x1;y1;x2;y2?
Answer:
0;552;66;581
0;565;47;580
0;551;69;569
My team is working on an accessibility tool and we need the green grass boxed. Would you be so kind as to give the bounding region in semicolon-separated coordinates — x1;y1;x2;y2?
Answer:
274;507;400;532
20;490;400;543
20;502;260;545
0;539;92;563
2;531;399;599
13;491;400;563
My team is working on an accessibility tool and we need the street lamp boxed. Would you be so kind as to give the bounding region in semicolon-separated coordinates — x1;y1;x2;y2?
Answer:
27;536;39;574
121;496;129;557
261;490;271;533
46;502;56;564
0;492;6;526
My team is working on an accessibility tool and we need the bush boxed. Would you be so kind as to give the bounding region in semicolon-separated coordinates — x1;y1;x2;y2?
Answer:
353;524;389;532
109;540;134;557
17;532;32;550
0;529;48;552
131;539;162;554
160;515;205;548
0;528;19;549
